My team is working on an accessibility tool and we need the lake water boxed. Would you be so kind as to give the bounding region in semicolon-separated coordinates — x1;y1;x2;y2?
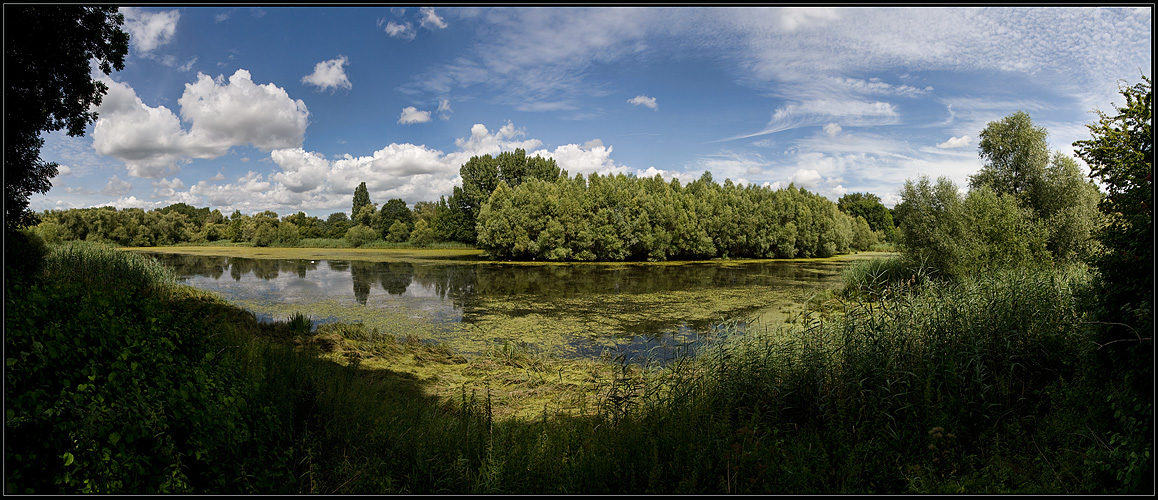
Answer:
141;252;868;362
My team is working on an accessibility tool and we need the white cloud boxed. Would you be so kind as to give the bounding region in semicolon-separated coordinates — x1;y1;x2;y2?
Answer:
530;143;627;178
151;177;186;198
121;7;179;54
453;122;543;156
302;55;352;92
778;7;840;31
91;78;191;178
628;95;658;110
383;20;416;40
420;7;448;30
790;168;822;189
823;123;842;137
437;99;452;120
725;99;900;141
936;135;970;148
102;175;132;196
691;151;775;182
398;106;432;124
92;70;309;178
168;122;630;215
179;70;310;153
108;195;158;210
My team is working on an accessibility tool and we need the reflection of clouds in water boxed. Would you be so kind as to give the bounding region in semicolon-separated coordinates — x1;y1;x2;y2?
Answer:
150;253;862;363
400;281;441;298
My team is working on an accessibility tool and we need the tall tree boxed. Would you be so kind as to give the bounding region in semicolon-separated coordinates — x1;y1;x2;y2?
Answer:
970;111;1050;206
837;192;897;241
379;198;414;238
352;182;372;221
5;6;129;231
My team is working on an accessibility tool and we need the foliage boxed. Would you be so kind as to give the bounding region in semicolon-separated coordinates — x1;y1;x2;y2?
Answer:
476;172;868;261
378;198;414;239
343;224;379;247
898;110;1104;278
409;219;436;247
971;110;1051;203
5;6;129;231
1073;75;1153;338
438;149;563;244
837;192;897;242
969;111;1104;263
351;182;372;223
385;220;410;243
324;212;353;239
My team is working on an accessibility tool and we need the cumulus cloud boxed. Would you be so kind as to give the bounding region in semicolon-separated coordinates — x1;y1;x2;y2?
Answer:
102;175;133;196
530;142;627;178
302;55;352;92
122;7;179;54
91;78;191;177
179;70;309;152
151;177;186;198
790;168;823;189
171;122;633;215
92;70;309;178
936;135;970;148
398;106;432;124
628;95;658;110
823;123;842;137
108;195;157;210
453;122;543;155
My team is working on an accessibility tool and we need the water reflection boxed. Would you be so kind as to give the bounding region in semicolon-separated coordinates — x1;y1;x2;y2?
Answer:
140;252;851;362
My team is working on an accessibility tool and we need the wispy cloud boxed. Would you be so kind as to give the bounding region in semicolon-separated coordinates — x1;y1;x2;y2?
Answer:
420;7;448;30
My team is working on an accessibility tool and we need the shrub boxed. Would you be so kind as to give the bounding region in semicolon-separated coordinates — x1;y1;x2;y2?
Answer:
344;224;379;247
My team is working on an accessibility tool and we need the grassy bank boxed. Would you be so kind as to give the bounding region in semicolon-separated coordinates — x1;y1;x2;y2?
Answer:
5;241;1149;493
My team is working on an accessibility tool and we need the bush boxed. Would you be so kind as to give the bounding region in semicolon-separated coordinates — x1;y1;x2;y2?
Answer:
344;224;379;247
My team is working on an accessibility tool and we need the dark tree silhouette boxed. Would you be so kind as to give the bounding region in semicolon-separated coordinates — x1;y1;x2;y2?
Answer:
5;6;129;231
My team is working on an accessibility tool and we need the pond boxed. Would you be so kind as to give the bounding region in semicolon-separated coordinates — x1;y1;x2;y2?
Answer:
138;251;877;363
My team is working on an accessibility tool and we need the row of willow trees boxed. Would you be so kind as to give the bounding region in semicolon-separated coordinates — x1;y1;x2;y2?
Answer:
475;172;880;261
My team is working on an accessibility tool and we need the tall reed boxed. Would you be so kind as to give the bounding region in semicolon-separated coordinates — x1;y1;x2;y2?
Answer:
43;240;178;295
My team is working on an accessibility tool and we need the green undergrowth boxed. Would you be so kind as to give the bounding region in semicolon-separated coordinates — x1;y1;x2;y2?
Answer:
5;241;1150;493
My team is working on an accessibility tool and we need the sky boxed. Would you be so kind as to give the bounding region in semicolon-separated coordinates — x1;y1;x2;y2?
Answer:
30;6;1153;217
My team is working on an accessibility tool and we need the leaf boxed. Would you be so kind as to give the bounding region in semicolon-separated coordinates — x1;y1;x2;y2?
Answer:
109;432;121;445
62;452;74;466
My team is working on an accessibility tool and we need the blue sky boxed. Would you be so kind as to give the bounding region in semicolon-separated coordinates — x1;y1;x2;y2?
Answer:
33;6;1152;217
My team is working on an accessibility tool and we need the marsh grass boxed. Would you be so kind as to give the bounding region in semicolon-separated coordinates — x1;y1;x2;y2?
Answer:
44;240;178;296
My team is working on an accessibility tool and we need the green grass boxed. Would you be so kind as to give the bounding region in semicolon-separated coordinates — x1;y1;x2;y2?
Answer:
6;242;1150;494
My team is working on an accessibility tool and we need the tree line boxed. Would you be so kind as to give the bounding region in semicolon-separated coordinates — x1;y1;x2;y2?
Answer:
34;146;896;259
